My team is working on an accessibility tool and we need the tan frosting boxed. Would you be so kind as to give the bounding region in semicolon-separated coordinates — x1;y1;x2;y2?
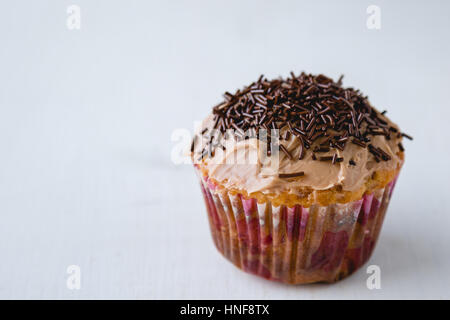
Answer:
193;112;403;195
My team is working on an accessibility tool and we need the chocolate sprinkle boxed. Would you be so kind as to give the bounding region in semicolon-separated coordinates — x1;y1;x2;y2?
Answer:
190;135;198;153
368;144;382;162
319;154;344;164
199;72;410;164
279;171;305;179
401;133;413;140
351;138;367;148
298;136;305;160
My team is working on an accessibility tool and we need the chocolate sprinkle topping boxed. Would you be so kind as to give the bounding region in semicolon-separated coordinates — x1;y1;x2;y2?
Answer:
190;135;198;153
199;72;411;164
279;171;305;179
401;133;413;140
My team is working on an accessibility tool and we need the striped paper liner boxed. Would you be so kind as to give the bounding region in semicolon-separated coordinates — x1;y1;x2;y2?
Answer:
198;171;397;284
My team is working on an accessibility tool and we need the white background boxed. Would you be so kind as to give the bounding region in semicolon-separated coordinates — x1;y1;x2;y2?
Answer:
0;0;449;299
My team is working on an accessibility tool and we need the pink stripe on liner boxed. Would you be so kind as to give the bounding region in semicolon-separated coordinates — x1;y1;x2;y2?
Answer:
369;196;381;220
388;178;397;199
242;198;260;255
286;206;298;241
204;184;221;229
299;207;309;241
242;198;256;214
357;193;373;226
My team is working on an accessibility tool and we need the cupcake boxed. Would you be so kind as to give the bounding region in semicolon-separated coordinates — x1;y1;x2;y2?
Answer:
191;72;410;284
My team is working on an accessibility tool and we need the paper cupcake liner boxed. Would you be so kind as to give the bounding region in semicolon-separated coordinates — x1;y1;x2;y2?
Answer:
197;171;397;284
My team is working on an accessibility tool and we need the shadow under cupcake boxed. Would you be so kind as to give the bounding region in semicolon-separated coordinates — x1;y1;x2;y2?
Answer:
191;72;411;284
